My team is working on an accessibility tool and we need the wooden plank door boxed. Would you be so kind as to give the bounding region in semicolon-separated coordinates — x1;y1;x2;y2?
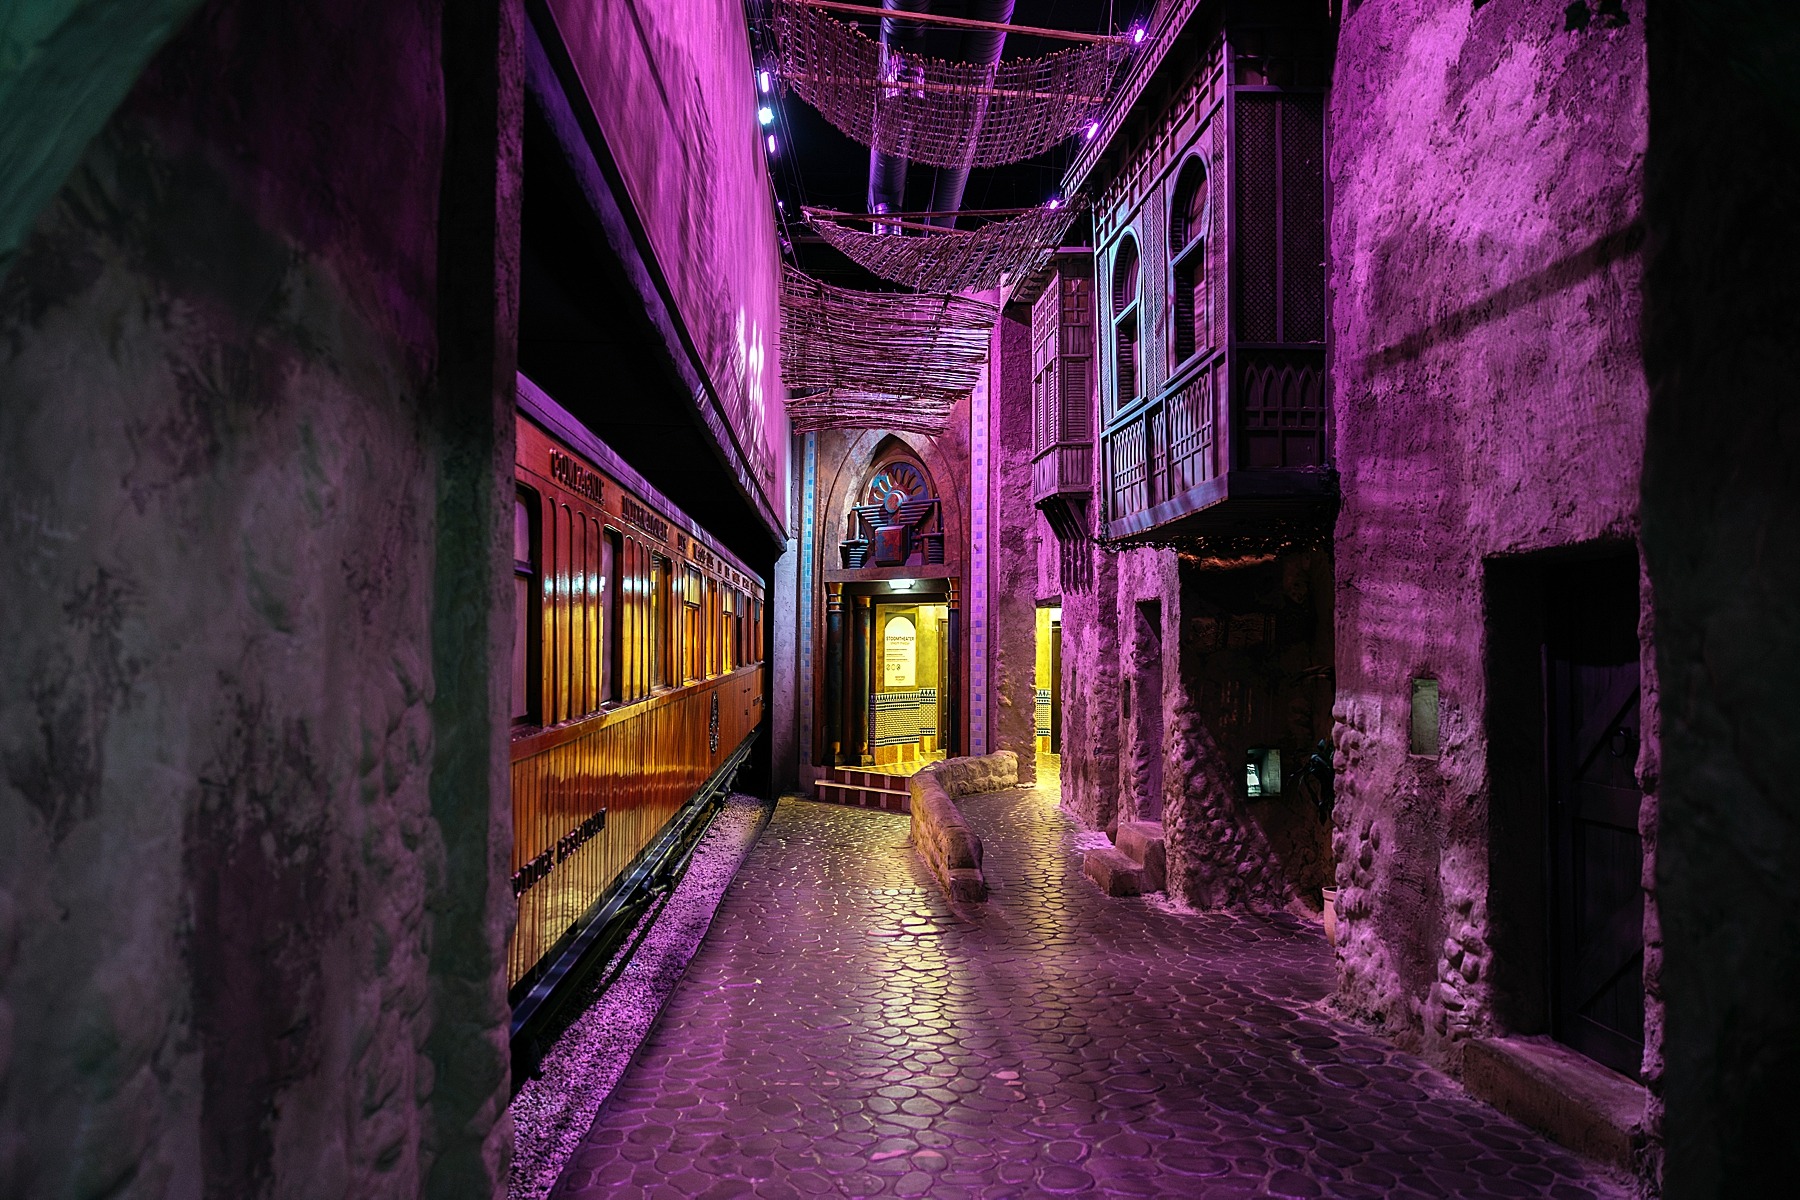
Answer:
1545;566;1645;1079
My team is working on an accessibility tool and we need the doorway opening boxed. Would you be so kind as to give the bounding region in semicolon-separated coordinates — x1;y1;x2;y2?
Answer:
1036;605;1063;778
870;598;949;771
1486;547;1645;1079
1129;599;1164;823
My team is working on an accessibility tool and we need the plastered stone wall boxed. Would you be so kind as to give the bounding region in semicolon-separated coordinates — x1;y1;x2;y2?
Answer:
988;307;1038;784
1055;526;1119;831
1640;2;1800;1193
0;0;519;1195
1328;0;1652;1102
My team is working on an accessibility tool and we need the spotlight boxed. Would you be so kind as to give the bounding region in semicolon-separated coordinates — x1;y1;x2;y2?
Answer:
759;69;772;93
1048;196;1062;210
758;105;774;127
1131;25;1145;43
1085;121;1099;141
767;134;778;154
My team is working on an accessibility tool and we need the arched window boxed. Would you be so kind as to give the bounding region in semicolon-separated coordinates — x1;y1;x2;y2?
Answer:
1170;158;1208;366
1111;236;1141;409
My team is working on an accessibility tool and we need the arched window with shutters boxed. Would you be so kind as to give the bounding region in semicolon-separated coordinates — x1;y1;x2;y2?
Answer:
1170;157;1209;366
1111;236;1141;411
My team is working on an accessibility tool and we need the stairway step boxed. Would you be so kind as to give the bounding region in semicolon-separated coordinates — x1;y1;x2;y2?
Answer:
815;780;911;813
825;767;911;794
1114;821;1167;892
1082;847;1145;897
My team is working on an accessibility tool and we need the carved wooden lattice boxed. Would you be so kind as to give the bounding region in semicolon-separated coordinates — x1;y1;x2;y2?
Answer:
780;266;998;434
772;0;1132;169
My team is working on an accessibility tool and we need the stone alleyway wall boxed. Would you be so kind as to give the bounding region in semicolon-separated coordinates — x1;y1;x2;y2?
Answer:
1327;0;1655;1174
0;2;519;1196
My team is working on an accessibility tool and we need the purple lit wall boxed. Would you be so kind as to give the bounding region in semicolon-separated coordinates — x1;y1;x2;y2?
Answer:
543;0;791;529
1328;0;1655;1171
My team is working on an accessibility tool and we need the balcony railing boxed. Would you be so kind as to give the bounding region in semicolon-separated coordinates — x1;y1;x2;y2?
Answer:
1101;348;1328;539
1104;359;1219;522
1031;441;1093;505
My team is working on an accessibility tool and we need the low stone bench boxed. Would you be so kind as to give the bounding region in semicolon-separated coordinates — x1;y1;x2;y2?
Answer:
908;751;1018;903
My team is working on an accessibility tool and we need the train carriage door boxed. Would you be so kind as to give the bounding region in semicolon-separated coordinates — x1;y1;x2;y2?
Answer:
601;529;620;703
513;489;538;723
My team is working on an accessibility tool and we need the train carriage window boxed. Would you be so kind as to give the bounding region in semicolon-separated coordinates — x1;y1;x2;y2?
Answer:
649;553;671;689
722;588;737;671
602;528;621;703
681;565;704;683
513;490;537;723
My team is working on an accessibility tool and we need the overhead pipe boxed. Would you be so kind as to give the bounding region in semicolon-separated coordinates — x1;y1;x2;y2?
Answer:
866;1;1016;229
924;0;1014;228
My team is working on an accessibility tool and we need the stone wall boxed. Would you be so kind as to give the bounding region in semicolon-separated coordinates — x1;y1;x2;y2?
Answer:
1328;0;1651;1098
0;0;519;1195
988;306;1039;783
1640;2;1800;1193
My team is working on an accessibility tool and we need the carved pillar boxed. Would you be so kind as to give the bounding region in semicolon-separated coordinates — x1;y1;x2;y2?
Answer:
853;594;873;765
825;583;843;765
945;577;962;757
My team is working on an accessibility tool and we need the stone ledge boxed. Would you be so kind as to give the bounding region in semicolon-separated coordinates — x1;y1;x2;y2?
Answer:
908;752;1018;903
1083;846;1145;896
1114;820;1167;892
1462;1035;1648;1173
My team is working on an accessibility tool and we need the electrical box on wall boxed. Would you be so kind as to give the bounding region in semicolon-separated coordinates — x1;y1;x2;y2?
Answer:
1245;747;1283;798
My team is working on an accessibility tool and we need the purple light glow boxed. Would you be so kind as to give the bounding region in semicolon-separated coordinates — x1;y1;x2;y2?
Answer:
1131;25;1145;44
1084;122;1099;141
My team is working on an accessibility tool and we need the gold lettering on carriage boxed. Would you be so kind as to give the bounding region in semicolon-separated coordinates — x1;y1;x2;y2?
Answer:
621;496;669;543
549;450;604;505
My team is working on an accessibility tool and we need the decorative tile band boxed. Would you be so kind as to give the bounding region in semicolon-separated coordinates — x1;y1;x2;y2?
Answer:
799;433;817;768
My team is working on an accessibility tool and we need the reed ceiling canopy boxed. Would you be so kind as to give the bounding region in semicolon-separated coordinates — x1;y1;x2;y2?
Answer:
780;266;999;434
802;199;1084;292
770;0;1133;170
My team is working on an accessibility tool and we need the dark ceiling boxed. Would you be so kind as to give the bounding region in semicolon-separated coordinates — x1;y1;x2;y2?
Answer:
747;0;1158;287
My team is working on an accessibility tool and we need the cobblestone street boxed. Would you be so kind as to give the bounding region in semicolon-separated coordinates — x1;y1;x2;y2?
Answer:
550;786;1632;1200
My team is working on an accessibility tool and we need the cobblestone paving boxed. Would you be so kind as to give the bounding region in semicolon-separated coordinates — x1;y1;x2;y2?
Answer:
551;787;1631;1200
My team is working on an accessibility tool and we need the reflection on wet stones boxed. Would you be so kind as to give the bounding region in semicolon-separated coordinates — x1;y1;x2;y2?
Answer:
549;787;1632;1199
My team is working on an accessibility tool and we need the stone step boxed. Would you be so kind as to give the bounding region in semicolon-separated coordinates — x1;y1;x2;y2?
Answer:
1114;820;1167;892
824;767;911;795
815;780;911;813
1082;846;1145;897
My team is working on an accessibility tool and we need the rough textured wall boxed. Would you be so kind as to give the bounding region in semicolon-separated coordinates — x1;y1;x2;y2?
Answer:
989;307;1038;783
1640;3;1800;1195
0;0;519;1195
1168;550;1335;910
1328;0;1650;1073
1057;530;1119;830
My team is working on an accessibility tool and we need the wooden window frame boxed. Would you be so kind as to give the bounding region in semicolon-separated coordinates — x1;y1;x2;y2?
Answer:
1111;236;1142;415
1170;156;1210;370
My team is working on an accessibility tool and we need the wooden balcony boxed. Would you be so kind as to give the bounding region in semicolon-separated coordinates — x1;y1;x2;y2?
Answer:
1101;347;1335;545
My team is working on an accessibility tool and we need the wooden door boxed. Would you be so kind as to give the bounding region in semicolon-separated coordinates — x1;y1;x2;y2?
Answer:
1545;561;1644;1079
1049;619;1064;753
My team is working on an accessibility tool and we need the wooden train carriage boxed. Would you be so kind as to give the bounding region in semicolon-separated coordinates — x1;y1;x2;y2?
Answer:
508;379;766;991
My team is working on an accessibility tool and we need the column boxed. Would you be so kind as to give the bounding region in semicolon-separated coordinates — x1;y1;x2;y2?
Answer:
825;582;843;766
852;594;873;765
945;577;962;757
